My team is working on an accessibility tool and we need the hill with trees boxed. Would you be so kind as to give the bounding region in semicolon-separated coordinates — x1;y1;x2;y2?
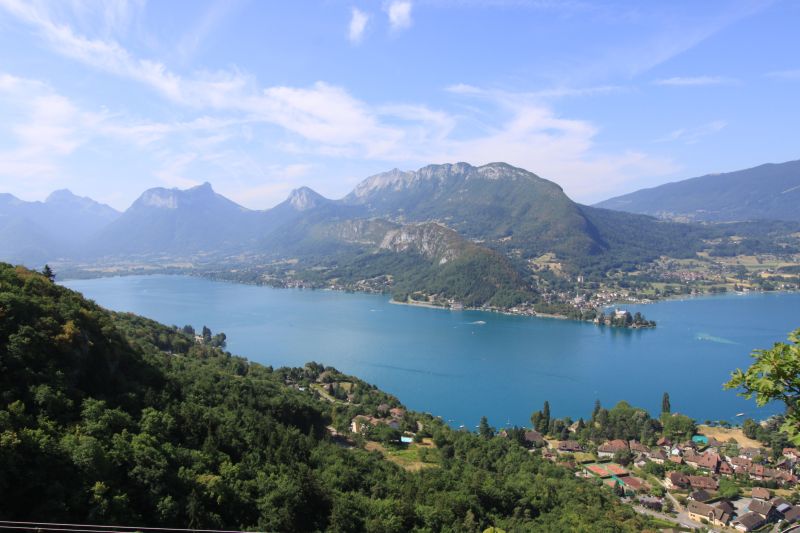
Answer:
0;263;651;531
595;159;800;222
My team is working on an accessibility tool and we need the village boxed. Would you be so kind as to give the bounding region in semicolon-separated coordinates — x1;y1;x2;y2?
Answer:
280;354;800;533
347;409;800;532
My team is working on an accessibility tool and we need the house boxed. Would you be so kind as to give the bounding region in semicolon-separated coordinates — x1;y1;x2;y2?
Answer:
656;436;671;448
695;452;721;472
668;455;683;465
350;414;399;433
731;456;752;472
557;440;583;453
389;407;406;419
747;499;775;520
524;430;546;447
739;447;764;460
597;439;628;458
775;469;798;485
648;448;667;464
783;447;799;460
782;506;800;523
688;475;718;491
716;499;736;517
350;415;372;433
665;472;690;490
688;489;713;502
751;487;770;500
748;463;778;481
770;497;792;515
684;452;700;468
719;461;734;476
629;440;649;454
733;512;766;532
634;456;649;469
686;500;731;527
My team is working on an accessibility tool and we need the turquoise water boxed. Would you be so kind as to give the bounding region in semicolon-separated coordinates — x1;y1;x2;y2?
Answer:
63;275;800;429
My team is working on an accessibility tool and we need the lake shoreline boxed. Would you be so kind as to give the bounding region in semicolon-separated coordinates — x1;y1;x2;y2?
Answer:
59;267;794;329
62;273;795;426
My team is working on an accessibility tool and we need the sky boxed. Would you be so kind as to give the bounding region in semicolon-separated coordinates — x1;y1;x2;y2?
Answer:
1;0;799;211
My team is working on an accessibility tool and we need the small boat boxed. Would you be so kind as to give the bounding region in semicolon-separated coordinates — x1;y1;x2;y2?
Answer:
736;412;745;417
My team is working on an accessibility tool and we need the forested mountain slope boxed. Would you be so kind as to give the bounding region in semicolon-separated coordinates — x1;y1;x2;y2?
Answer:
595;159;800;222
0;264;650;531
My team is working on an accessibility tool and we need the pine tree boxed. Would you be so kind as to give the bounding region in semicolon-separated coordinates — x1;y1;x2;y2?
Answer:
478;416;494;439
542;401;551;435
41;264;55;281
592;399;602;419
661;392;671;414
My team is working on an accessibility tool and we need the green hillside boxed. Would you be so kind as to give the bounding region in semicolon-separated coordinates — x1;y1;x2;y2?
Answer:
0;264;650;531
595;159;800;222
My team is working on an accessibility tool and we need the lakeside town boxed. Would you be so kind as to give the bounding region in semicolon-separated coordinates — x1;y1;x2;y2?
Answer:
287;363;800;533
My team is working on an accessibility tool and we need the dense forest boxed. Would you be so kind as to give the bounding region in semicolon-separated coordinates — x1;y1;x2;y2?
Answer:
0;263;653;532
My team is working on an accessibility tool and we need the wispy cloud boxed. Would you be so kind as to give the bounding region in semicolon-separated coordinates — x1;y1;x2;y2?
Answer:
446;83;625;99
348;7;369;43
386;1;413;31
0;0;676;205
766;69;800;80
653;76;738;87
175;0;241;62
656;120;727;144
429;85;677;199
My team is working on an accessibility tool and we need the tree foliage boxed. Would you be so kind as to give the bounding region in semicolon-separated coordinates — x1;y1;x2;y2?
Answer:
725;328;800;444
0;263;651;532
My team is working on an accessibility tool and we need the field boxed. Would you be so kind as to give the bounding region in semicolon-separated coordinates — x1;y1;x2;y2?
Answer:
365;441;439;472
697;425;762;449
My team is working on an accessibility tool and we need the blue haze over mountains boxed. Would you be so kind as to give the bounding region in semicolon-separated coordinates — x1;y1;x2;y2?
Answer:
0;160;798;271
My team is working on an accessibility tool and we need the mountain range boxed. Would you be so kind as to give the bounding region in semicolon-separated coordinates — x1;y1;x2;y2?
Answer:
595;159;800;222
2;160;798;307
0;190;120;263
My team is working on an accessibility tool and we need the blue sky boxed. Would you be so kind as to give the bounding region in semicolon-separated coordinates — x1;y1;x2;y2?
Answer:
1;0;798;211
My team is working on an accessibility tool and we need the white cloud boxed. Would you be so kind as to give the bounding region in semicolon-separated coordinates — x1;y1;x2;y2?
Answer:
0;1;677;206
653;76;738;87
348;7;369;43
386;1;412;31
655;120;727;145
417;86;677;200
0;74;103;179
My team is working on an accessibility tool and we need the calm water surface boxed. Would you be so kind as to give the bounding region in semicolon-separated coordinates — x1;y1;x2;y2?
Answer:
63;275;800;428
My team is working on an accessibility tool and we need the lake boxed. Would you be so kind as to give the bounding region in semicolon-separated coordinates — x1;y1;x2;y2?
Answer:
63;275;800;429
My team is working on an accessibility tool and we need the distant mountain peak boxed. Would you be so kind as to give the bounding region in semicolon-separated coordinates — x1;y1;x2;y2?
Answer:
287;186;327;211
138;188;179;209
190;182;214;193
348;161;546;202
45;189;77;203
134;182;224;210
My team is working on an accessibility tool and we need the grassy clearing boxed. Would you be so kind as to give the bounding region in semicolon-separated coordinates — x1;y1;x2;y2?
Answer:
365;441;439;472
697;425;763;449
